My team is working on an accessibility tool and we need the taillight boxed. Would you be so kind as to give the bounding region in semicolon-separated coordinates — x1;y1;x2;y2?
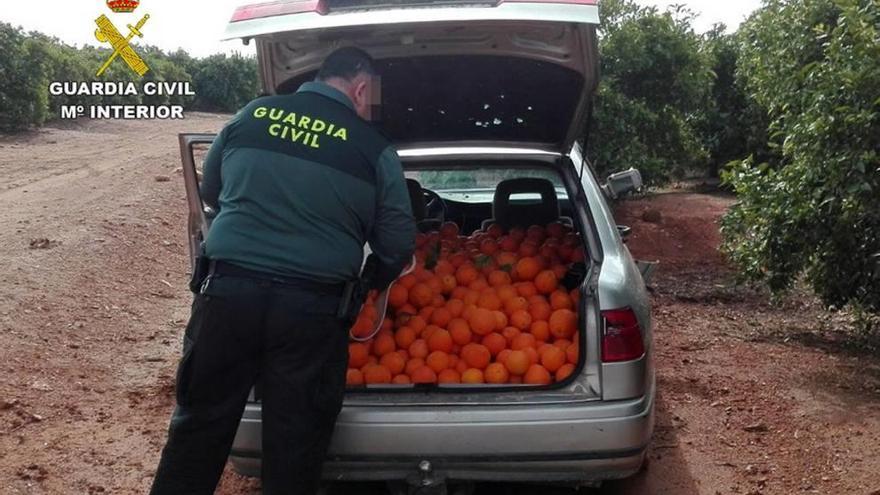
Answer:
601;308;645;362
231;0;327;23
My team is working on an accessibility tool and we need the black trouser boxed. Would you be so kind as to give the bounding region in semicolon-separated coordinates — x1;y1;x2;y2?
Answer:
150;271;350;495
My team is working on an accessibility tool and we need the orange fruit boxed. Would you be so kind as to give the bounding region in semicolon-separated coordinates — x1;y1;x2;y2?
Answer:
446;299;465;317
485;363;510;384
550;290;574;311
524;364;552;385
549;309;577;339
434;260;455;276
388;284;409;309
497;349;512;366
394;326;417;349
511;333;537;351
566;342;579;364
373;333;397;357
523;346;539;365
405;358;426;376
486;223;504;239
534;270;558;294
515;282;538;298
455;359;469;374
348;343;370;369
505;350;530;376
496;285;518;302
504;296;529;316
556;363;575;382
346;368;364;386
380;352;407;375
426;351;451;373
492;310;509;330
430;307;453;328
482;333;507;357
514;257;541;281
411;366;438;384
463;290;480;306
501;326;521;345
540;346;567;373
351;315;373;339
461;368;485;384
392;374;411;384
488;270;511;287
408;283;434;308
439;221;460;239
398;273;418;289
480;238;499;256
477;291;503;311
408;339;429;359
440;273;458;295
529;301;553;322
407;315;427;334
418;306;435;324
455;265;480;286
427;329;454;353
509;376;523;384
431;294;445;308
529;321;550;342
448;318;473;346
526;225;547;243
552;264;568;280
461;343;491;369
469;278;490;292
496;251;518;268
499;236;520;252
509;309;533;331
438;369;461;384
451;286;469;301
554;339;573;350
421;324;440;341
426;276;444;295
468;307;496;336
363;364;393;384
518;241;539;258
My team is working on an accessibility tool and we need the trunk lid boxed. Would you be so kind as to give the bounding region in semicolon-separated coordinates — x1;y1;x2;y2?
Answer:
223;0;599;151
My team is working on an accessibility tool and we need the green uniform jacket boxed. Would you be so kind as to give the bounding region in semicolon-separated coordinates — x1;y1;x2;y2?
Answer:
200;81;416;288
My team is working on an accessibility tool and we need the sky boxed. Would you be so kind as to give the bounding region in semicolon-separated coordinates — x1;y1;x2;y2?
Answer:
2;0;764;58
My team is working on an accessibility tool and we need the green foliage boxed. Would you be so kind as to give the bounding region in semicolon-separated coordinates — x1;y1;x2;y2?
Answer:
0;23;50;131
0;23;258;131
722;0;880;313
587;0;712;184
191;54;259;113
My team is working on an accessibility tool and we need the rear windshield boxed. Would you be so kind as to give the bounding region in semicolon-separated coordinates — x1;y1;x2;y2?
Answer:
276;56;584;145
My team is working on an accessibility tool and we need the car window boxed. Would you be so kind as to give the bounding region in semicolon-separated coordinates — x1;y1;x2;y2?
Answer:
406;168;567;203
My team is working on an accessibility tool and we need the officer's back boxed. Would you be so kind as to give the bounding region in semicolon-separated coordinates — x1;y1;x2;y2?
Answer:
200;51;413;287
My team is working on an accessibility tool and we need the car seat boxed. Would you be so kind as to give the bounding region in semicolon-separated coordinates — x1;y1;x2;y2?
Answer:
406;178;442;233
481;178;571;231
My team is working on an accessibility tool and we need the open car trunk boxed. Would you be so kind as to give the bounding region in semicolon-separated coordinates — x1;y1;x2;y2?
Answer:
179;135;603;401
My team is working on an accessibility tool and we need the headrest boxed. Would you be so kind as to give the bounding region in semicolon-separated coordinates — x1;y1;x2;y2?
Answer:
493;178;560;229
405;178;427;222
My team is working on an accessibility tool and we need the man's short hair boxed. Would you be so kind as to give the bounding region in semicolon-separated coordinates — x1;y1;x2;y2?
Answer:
316;47;377;82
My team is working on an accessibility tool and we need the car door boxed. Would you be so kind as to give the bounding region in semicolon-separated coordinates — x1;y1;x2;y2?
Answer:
178;133;217;272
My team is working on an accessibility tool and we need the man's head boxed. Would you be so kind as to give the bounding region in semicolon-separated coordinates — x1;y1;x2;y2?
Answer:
316;47;379;121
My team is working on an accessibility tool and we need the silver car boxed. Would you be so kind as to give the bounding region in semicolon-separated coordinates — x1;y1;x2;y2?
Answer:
178;0;653;490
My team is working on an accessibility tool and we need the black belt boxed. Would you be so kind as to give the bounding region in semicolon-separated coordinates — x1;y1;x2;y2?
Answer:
209;260;347;296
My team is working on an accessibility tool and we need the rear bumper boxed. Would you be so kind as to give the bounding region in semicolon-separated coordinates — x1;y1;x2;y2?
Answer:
230;381;654;484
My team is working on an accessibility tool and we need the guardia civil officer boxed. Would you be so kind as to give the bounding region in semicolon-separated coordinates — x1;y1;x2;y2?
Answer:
150;47;416;495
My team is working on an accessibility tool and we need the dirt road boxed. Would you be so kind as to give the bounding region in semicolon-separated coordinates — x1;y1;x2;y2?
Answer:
1;117;878;494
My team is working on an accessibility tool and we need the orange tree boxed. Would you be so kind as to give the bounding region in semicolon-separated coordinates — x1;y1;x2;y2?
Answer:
722;0;880;318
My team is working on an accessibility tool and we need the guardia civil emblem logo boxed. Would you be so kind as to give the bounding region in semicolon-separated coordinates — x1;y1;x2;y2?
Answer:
94;0;150;77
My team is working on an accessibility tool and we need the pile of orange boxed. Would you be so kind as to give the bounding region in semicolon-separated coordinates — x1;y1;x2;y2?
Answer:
347;221;586;387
